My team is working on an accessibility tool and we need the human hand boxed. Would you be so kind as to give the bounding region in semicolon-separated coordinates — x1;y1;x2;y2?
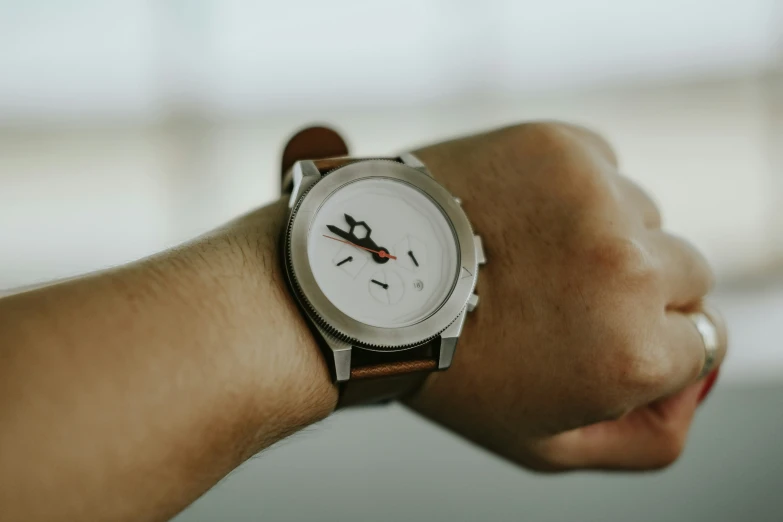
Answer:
405;123;728;471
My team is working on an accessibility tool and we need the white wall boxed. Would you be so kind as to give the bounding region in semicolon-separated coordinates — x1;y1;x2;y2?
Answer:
0;0;780;122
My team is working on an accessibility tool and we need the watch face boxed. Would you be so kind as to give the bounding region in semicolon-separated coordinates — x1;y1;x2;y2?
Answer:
307;177;459;328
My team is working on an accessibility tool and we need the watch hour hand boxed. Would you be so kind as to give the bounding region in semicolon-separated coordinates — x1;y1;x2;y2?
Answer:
326;224;354;242
343;214;377;246
327;223;381;251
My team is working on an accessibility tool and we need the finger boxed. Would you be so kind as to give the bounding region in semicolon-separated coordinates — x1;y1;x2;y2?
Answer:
648;231;714;308
698;368;720;404
541;306;727;470
543;380;704;471
598;380;703;470
615;175;662;228
657;306;728;396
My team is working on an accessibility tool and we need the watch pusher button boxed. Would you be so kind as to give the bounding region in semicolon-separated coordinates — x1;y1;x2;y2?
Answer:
467;293;480;312
474;235;487;265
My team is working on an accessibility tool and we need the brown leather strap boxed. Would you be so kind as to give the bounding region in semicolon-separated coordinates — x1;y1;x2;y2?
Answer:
283;156;402;194
281;126;349;193
312;157;360;174
337;339;438;408
351;359;437;379
338;370;430;408
310;156;404;174
280;126;436;407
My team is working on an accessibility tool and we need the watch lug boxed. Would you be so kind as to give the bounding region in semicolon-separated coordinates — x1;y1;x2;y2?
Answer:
330;341;352;383
288;160;322;208
399;152;432;177
438;309;468;370
311;322;352;382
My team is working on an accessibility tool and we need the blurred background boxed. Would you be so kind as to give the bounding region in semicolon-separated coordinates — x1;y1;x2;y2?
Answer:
1;1;782;521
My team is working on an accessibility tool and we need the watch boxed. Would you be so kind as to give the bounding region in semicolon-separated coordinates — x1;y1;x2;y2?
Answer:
280;127;486;407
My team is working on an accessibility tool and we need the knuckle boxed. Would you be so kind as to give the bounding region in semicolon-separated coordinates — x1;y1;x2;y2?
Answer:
670;233;715;294
493;122;615;212
591;313;670;396
615;339;671;392
704;267;717;293
589;237;662;292
498;121;574;149
693;251;716;295
497;122;588;173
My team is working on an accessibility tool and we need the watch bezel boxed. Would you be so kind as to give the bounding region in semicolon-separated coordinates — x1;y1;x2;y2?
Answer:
285;159;477;351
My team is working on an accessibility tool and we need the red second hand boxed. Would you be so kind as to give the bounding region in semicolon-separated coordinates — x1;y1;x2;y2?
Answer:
322;235;397;260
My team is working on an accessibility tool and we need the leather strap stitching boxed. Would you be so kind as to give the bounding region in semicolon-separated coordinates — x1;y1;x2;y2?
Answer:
350;359;437;380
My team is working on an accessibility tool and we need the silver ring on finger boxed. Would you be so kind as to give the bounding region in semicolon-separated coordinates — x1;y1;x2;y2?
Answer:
687;311;720;379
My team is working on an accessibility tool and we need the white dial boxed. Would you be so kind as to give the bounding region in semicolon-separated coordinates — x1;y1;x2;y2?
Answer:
307;177;459;328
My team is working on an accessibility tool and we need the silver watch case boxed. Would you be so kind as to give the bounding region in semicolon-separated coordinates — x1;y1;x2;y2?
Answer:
284;158;479;354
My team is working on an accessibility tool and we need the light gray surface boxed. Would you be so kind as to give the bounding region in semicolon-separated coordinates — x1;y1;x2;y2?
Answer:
2;1;779;123
176;385;783;522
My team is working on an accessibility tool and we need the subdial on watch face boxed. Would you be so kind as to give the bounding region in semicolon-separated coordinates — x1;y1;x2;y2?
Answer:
394;235;426;272
332;245;368;278
368;270;404;305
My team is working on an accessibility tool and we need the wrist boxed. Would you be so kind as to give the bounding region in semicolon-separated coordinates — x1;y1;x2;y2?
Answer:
193;199;338;450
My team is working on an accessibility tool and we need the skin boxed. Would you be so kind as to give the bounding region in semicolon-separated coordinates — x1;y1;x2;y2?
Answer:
0;122;727;521
406;123;727;470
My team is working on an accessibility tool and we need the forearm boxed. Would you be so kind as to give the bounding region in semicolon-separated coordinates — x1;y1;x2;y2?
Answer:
0;199;336;522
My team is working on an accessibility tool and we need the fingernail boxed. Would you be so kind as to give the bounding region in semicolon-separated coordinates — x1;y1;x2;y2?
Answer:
697;368;720;404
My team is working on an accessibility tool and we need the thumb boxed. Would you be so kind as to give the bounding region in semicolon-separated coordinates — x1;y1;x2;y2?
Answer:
542;378;707;471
